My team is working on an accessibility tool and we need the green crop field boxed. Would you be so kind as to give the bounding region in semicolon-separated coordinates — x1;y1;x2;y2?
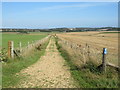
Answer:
1;32;48;49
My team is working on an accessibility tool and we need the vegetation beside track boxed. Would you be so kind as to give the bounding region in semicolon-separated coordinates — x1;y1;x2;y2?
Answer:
55;37;118;88
2;39;49;88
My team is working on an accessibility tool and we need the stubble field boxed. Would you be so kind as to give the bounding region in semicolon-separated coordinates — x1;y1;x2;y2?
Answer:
57;31;119;66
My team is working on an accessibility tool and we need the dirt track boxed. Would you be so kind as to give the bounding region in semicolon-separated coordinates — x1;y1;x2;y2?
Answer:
16;37;76;88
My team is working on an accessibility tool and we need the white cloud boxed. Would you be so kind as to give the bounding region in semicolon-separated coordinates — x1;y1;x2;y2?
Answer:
40;3;114;11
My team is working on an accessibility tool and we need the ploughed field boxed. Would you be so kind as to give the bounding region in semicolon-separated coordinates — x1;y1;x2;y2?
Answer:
57;31;119;66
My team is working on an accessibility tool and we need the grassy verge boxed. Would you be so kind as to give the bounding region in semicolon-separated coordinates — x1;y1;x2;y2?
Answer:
2;39;49;88
55;37;118;88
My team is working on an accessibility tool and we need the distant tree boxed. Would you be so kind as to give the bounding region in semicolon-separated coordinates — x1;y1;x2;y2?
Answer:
19;30;29;34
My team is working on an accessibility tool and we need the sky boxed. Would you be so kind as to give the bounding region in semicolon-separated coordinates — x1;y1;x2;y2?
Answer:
2;2;118;29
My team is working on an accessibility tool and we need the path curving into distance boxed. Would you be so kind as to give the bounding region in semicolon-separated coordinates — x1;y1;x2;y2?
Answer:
15;36;76;88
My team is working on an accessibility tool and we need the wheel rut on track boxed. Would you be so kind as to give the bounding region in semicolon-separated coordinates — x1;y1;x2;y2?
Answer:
16;37;76;88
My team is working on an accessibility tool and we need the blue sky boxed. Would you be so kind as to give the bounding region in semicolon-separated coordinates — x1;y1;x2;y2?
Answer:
2;2;118;29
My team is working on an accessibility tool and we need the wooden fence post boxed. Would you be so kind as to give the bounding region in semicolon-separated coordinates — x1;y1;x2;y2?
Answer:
71;44;72;48
8;41;14;58
11;41;14;58
27;41;29;48
87;45;90;60
19;42;22;52
32;41;34;46
102;48;107;72
8;41;11;58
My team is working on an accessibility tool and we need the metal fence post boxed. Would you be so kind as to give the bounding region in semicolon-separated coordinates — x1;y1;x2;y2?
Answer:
102;48;107;72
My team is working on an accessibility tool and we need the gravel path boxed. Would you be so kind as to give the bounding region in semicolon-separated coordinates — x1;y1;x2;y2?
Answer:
16;37;76;88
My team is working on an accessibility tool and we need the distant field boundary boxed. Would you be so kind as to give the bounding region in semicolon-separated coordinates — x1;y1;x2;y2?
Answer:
101;31;120;34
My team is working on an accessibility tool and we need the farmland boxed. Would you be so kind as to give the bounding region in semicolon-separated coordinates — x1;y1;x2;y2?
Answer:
57;31;119;66
1;1;119;88
2;32;50;88
1;32;48;49
56;31;119;88
1;31;119;88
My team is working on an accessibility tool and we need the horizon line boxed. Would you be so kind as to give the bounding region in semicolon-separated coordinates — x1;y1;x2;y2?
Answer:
1;26;118;29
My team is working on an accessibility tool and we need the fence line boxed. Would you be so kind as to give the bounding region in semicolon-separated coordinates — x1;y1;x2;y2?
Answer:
20;35;51;56
56;36;119;72
7;35;51;58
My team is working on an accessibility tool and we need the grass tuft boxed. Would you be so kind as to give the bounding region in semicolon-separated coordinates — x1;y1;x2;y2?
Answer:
55;37;118;88
2;40;49;88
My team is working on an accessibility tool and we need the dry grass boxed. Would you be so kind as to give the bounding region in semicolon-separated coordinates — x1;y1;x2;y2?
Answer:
57;31;119;66
14;37;75;88
55;36;118;88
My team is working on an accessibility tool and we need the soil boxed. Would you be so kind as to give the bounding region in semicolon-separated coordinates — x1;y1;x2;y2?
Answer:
15;37;76;88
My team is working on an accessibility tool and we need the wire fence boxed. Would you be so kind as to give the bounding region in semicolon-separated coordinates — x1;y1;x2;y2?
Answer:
0;35;51;61
57;36;119;70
